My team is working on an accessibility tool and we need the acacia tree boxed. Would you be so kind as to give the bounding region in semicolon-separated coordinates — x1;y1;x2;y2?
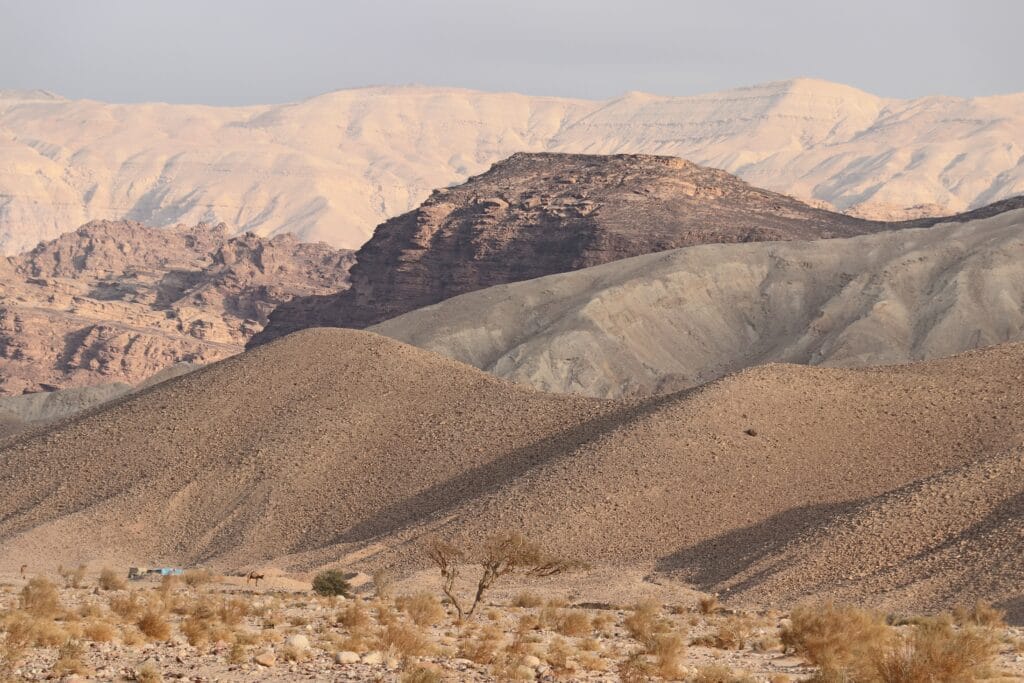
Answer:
426;531;577;621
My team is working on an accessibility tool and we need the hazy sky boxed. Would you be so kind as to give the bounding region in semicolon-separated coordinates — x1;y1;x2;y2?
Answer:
0;0;1019;105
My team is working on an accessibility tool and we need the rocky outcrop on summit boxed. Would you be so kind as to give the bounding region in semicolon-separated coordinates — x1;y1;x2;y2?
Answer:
0;221;353;395
251;153;889;343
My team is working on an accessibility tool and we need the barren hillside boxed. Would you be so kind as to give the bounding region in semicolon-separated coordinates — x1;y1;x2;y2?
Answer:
372;208;1024;397
714;447;1024;620
1;329;1022;614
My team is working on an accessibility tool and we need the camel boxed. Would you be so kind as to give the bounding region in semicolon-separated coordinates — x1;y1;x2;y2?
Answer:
246;570;265;588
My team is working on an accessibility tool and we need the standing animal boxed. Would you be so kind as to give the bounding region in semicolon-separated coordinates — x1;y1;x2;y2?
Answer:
246;571;265;588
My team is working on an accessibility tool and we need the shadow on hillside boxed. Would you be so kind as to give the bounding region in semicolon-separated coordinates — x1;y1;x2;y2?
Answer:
998;596;1024;625
654;499;865;592
328;391;685;546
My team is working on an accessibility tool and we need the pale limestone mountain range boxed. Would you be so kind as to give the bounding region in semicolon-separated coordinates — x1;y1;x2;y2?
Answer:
1;78;1022;254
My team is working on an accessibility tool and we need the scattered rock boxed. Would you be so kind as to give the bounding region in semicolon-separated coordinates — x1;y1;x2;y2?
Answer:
284;634;310;652
253;651;276;667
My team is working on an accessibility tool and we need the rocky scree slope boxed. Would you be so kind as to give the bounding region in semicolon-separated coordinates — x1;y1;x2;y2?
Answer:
2;329;1024;615
370;208;1024;397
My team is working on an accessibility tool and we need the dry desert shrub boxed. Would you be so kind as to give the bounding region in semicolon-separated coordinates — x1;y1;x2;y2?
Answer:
372;569;394;600
109;592;145;620
77;600;104;619
180;616;211;647
287;613;310;627
396;592;446;627
98;567;127;591
459;623;505;664
182;568;214;588
544;635;575;672
335;600;377;653
156;574;181;599
512;592;544;608
19;576;61;618
617;652;657;683
187;594;217;620
577;650;608;671
59;564;88;590
537;601;561;630
698;595;722;615
490;654;537;681
692;664;757;683
31;617;70;647
953;600;1006;629
227;640;249;665
217;596;250;626
52;638;91;676
868;618;999;683
555;609;593;637
513;612;540;636
651;631;687;679
781;602;892;675
337;600;373;631
137;609;171;641
120;626;146;647
592;611;616;636
546;596;570;609
374;602;399;628
624;598;670;648
506;616;543;659
0;612;33;679
83;619;117;643
380;621;434;658
134;661;163;683
694;614;753;650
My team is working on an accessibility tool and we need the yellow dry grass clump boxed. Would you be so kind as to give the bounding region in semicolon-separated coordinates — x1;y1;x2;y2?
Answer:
395;592;446;627
98;567;127;591
19;577;61;618
783;601;1001;682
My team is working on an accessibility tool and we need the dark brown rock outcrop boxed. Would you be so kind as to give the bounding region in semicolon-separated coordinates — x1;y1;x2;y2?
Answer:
251;153;892;345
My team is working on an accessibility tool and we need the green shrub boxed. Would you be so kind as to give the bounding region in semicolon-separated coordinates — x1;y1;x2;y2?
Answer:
311;570;352;597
